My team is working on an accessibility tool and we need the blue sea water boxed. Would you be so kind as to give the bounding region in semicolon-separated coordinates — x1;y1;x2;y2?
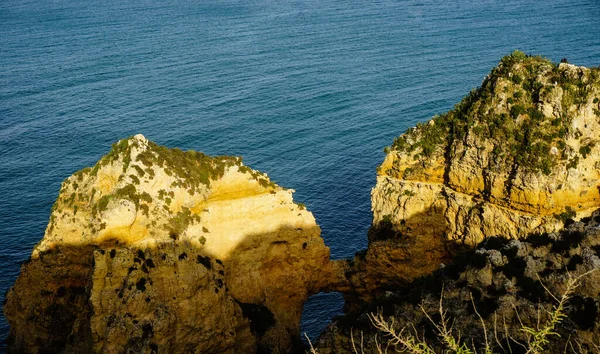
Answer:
1;0;599;349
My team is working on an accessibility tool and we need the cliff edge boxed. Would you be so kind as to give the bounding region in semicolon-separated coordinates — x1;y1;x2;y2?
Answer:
319;53;600;353
337;52;600;300
4;134;333;353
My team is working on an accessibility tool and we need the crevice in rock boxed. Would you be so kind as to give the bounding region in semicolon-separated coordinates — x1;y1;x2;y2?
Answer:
234;300;276;338
442;125;454;186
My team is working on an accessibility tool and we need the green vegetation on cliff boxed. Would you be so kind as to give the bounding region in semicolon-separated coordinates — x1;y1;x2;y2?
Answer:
47;135;279;236
390;51;600;175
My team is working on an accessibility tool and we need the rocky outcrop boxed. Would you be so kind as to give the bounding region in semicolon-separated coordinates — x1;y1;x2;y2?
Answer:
318;212;600;353
376;53;600;245
333;53;600;300
4;134;333;353
318;53;600;353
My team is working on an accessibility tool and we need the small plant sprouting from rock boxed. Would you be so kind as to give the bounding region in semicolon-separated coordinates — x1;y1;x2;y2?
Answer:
579;143;595;158
167;207;201;240
237;164;276;189
554;206;576;224
381;214;393;224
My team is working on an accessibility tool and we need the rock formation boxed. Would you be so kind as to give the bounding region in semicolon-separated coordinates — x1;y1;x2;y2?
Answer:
319;52;600;353
5;52;600;354
317;213;600;353
376;52;600;245
334;52;600;300
4;134;333;353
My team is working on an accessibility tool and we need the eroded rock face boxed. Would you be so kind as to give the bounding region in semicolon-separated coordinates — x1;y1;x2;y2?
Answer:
336;53;600;298
317;213;600;353
378;53;600;244
319;53;600;353
4;134;332;353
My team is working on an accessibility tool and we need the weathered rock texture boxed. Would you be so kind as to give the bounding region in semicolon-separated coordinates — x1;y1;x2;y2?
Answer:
335;53;600;299
4;134;333;353
376;54;600;244
318;213;600;353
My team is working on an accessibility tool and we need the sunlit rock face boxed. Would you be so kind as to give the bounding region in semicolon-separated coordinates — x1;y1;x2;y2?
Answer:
375;54;600;247
334;53;600;301
4;134;333;353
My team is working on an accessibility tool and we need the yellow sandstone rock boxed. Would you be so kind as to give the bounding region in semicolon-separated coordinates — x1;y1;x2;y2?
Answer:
5;134;333;353
375;54;600;246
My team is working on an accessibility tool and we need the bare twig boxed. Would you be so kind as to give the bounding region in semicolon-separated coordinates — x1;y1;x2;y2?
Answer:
470;292;491;353
350;328;364;354
304;333;318;354
493;313;506;353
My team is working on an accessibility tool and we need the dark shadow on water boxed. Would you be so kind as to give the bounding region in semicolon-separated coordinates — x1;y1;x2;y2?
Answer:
300;292;345;344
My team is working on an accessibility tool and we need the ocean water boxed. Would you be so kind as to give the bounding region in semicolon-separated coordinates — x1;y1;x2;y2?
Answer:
1;0;599;349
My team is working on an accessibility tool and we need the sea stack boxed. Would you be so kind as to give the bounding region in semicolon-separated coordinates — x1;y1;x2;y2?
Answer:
4;134;334;353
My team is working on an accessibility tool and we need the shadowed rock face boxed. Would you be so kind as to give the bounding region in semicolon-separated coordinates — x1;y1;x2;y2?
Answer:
4;134;333;353
317;212;600;353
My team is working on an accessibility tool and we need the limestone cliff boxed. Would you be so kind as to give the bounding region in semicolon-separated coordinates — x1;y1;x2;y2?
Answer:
336;52;600;298
4;134;333;353
376;53;600;246
372;52;600;245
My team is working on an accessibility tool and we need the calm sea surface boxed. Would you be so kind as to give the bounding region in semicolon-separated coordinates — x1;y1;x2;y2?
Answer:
1;0;599;348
